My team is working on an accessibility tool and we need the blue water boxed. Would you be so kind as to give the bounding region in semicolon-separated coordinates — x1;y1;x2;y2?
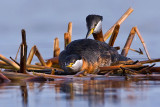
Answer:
0;78;160;107
0;0;160;107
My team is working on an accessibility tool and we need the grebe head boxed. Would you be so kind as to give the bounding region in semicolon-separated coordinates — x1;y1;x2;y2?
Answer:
86;15;103;38
65;54;83;72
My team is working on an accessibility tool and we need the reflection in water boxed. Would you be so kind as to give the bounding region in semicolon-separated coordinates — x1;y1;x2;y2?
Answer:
20;83;28;107
0;77;160;107
55;79;131;107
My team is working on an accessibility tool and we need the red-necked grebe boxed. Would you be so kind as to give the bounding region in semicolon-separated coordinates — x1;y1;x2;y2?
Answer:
59;15;130;74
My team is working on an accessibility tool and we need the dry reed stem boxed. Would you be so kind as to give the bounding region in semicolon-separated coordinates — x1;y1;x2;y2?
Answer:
0;60;62;71
0;62;62;71
138;58;160;64
46;60;52;67
0;54;20;70
150;67;160;72
19;29;27;73
134;27;151;60
46;56;59;67
26;64;63;71
121;27;136;56
64;32;71;48
29;72;68;79
0;61;7;65
15;45;21;61
67;22;72;38
34;47;47;66
26;45;36;65
0;66;15;70
0;62;14;69
138;64;155;73
120;66;137;72
10;57;20;66
104;7;134;41
108;24;120;46
2;71;34;80
129;48;143;55
53;38;60;57
112;58;160;66
27;45;46;66
99;64;143;71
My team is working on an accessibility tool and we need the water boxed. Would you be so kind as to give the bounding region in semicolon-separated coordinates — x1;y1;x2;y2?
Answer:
0;77;160;107
0;0;160;107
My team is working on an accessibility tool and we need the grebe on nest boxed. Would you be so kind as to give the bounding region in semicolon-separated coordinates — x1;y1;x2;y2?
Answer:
59;15;130;74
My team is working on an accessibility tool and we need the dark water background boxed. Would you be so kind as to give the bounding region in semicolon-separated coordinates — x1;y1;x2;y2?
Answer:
0;0;160;107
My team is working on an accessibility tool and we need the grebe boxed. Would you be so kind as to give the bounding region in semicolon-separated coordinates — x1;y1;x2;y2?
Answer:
59;15;130;74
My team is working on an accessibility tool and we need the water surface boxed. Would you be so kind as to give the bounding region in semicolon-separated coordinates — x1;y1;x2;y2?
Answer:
0;76;160;107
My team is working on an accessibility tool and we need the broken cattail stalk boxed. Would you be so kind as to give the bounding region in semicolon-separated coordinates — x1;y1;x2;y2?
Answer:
121;27;136;56
15;45;21;61
26;45;36;65
2;71;34;81
0;61;15;69
108;24;120;46
112;58;160;66
46;60;52;67
104;7;134;41
64;32;71;48
138;64;155;73
27;69;53;74
0;61;8;65
26;64;53;70
0;61;62;71
46;56;59;67
34;46;47;66
129;48;143;55
0;54;20;70
67;22;72;38
120;66;137;72
27;45;46;66
29;72;68;79
10;57;20;66
47;57;59;64
99;64;143;71
19;29;27;73
26;64;63;71
53;38;60;57
0;65;15;70
0;59;60;71
134;27;151;60
138;58;160;64
150;67;160;73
